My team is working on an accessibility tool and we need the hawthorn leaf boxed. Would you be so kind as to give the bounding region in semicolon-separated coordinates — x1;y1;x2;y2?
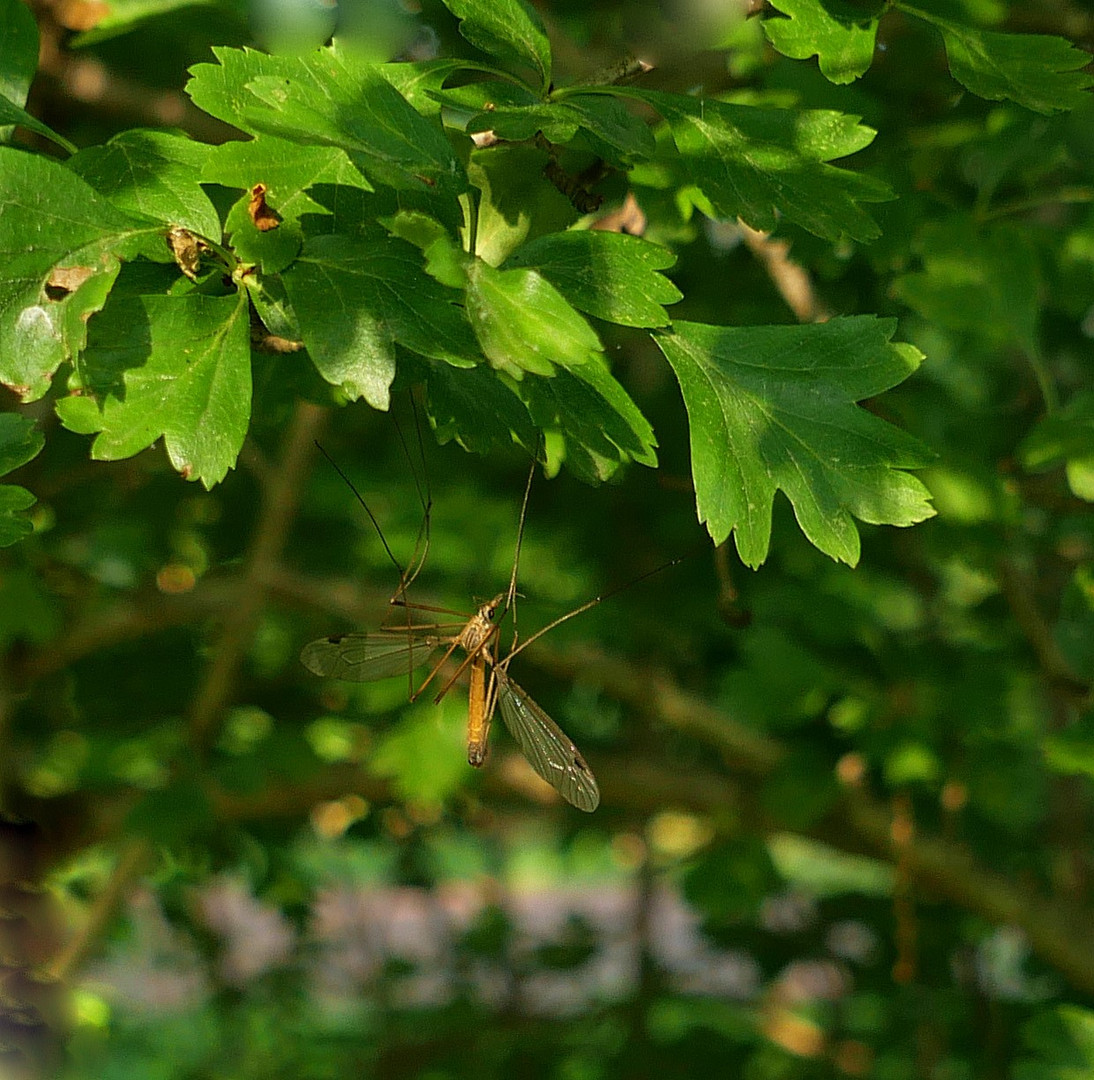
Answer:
203;136;373;223
382;209;471;288
0;414;43;547
68;0;210;47
0;485;36;547
656;317;934;567
68;130;220;238
903;4;1094;114
0;92;76;154
468;145;576;267
465;260;602;378
615;89;891;242
439;0;551;91
0;0;37;117
379;59;494;116
437;83;654;167
58;291;251;488
186;45;465;195
0;148;159;401
223;192;303;275
516;359;657;482
505;231;681;328
551;92;657;164
0;413;43;477
763;0;879;85
421;360;537;454
282;233;480;410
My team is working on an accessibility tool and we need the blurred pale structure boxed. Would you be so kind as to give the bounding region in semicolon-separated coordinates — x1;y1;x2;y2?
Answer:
250;0;419;58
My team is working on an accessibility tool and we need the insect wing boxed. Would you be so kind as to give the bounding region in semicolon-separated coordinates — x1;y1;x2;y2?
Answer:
494;673;600;812
300;632;443;682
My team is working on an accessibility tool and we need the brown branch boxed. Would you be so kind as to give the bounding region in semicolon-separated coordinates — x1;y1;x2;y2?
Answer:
739;222;830;323
187;402;326;753
44;839;151;983
26;556;1094;995
998;555;1084;691
524;641;1094;996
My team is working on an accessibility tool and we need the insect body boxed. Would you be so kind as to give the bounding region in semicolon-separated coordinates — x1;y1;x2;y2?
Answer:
300;593;600;812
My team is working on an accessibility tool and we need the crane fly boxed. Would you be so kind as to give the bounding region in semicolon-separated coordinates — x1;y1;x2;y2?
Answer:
300;591;601;812
300;449;602;812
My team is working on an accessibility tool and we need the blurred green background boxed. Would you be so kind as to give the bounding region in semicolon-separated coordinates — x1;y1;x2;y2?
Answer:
4;1;1094;1078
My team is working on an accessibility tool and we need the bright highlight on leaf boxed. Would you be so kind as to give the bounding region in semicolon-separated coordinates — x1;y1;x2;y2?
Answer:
616;89;892;242
439;0;552;91
186;45;466;195
656;317;935;567
0;150;158;403
902;4;1094;114
282;233;480;410
465;261;602;378
504;232;681;328
763;0;880;85
58;292;251;489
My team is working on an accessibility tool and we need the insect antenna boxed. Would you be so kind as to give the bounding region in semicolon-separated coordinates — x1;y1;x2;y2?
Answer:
501;454;538;652
390;395;433;595
499;551;695;669
313;440;407;588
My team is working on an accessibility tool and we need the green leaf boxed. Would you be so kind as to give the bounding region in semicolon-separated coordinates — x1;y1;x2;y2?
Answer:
903;4;1094;114
655;317;935;566
420;359;537;455
0;413;44;477
468;144;576;267
439;0;551;91
68;0;209;47
68;130;221;237
1016;1006;1094;1079
0;413;43;548
893;219;1039;354
504;231;681;328
1020;391;1094;501
0;0;38;116
202;135;373;221
616;89;891;242
186;45;466;196
0;485;37;547
282;233;480;410
553;92;657;164
763;0;880;85
223;192;302;275
436;83;655;168
0;1;64;150
58;291;251;488
379;59;491;116
517;359;658;482
0;99;77;156
0;148;156;401
371;699;469;805
466;260;602;378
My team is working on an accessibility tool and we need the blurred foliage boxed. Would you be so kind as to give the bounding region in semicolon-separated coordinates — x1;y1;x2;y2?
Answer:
0;1;1093;1079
